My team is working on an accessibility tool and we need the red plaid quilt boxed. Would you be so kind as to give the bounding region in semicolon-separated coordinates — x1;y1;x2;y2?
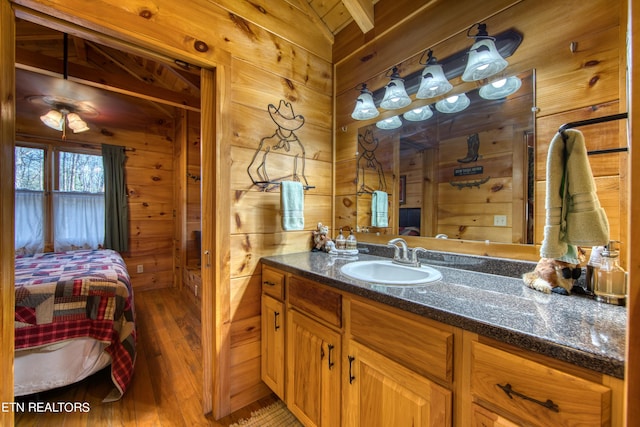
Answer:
15;249;136;399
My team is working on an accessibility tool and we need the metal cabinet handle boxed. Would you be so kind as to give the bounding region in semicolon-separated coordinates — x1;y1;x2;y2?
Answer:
204;250;210;267
263;280;276;286
274;311;280;331
348;356;356;384
327;344;335;370
497;383;560;412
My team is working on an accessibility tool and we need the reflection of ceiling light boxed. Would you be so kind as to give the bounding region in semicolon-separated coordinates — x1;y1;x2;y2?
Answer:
435;93;470;113
479;76;522;99
380;67;411;110
462;23;508;82
376;116;402;130
40;105;90;139
403;105;433;122
416;50;453;99
351;83;380;120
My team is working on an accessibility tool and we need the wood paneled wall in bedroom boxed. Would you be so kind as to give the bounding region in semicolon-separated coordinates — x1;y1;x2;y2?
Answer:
334;0;628;264
15;114;177;291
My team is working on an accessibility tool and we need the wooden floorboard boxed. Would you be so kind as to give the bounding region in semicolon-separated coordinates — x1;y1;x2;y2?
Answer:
14;287;279;426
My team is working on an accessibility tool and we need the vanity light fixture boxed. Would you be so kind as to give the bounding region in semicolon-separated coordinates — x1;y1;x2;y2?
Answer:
479;76;522;100
462;23;508;82
416;50;453;99
435;93;470;113
380;67;412;110
403;105;433;122
376;115;403;130
351;83;380;120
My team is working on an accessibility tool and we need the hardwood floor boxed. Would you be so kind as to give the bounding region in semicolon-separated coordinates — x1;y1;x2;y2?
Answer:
14;287;278;426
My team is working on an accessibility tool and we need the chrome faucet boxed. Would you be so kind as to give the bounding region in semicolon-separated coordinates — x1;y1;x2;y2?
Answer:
387;238;427;268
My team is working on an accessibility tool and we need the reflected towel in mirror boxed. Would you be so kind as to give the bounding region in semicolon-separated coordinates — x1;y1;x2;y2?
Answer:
372;191;388;227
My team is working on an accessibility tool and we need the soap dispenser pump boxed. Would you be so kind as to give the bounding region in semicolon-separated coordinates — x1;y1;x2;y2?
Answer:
594;241;627;306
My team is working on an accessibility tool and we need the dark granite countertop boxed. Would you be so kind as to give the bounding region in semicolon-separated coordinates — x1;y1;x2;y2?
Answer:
261;248;627;379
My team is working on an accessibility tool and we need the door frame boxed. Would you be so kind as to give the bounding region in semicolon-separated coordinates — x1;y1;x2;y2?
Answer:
0;1;233;422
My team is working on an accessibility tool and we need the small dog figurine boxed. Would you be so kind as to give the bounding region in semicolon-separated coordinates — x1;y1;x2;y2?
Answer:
523;248;586;295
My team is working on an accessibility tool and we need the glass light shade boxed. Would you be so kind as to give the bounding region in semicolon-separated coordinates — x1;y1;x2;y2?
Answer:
376;116;402;130
403;105;433;122
435;93;470;113
416;64;453;99
40;109;64;131
67;113;90;133
351;87;380;120
479;76;522;100
380;79;411;110
462;38;508;81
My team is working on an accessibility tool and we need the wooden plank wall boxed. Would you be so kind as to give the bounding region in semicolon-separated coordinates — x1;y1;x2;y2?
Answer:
15;112;177;291
9;0;334;417
334;0;628;264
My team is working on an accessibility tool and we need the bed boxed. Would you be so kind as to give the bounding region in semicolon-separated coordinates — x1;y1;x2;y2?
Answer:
14;249;136;401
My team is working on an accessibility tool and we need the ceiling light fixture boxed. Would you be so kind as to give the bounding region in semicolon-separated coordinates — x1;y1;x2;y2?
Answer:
351;83;380;120
40;105;90;139
416;50;453;99
380;67;411;110
479;76;522;100
462;23;508;82
435;93;470;113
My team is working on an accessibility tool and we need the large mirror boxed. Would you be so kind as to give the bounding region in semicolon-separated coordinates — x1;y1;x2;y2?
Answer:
356;70;535;244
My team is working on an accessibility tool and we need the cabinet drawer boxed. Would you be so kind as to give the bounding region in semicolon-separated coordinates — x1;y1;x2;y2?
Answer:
289;275;342;328
262;266;285;300
350;299;453;383
470;341;611;427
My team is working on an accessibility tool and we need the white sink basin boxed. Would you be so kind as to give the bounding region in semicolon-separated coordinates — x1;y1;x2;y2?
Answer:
340;260;442;286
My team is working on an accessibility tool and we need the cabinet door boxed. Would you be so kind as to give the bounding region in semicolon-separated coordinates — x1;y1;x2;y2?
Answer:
470;403;520;427
344;340;452;427
261;294;285;399
287;310;341;427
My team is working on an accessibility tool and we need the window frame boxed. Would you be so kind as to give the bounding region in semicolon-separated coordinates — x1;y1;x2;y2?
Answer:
15;140;104;252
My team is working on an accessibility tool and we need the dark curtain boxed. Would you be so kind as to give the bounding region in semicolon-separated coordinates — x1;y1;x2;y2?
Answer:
102;144;129;252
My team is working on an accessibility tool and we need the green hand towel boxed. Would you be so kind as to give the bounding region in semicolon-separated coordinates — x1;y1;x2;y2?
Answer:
281;181;304;231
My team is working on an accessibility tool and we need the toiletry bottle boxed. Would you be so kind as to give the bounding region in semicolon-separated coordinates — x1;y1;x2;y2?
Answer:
585;246;604;296
346;229;357;250
335;229;346;250
594;241;627;306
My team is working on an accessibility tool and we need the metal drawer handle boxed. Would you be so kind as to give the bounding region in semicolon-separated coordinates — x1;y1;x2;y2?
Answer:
274;311;280;331
327;344;335;370
263;280;277;286
497;383;560;413
348;356;356;384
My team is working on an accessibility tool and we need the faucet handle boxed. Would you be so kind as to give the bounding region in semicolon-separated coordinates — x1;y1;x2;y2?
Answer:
411;247;428;265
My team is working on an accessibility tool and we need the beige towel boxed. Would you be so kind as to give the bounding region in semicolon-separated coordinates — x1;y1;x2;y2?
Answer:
540;129;609;261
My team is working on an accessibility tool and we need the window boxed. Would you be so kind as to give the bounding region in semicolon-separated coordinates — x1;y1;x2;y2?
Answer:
15;145;105;254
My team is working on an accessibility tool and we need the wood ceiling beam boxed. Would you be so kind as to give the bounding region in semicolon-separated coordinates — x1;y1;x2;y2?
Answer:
342;0;374;33
16;47;200;111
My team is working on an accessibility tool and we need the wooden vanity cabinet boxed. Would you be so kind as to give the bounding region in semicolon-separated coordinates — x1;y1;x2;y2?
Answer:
287;275;343;427
343;339;452;426
260;264;623;427
343;299;454;427
468;338;618;426
261;294;285;399
260;266;286;400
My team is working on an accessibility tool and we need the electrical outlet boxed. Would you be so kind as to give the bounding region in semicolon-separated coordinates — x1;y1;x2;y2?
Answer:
494;215;507;227
136;264;144;274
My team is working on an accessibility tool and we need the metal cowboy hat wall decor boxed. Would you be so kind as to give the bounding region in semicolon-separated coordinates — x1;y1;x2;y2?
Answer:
247;99;314;191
